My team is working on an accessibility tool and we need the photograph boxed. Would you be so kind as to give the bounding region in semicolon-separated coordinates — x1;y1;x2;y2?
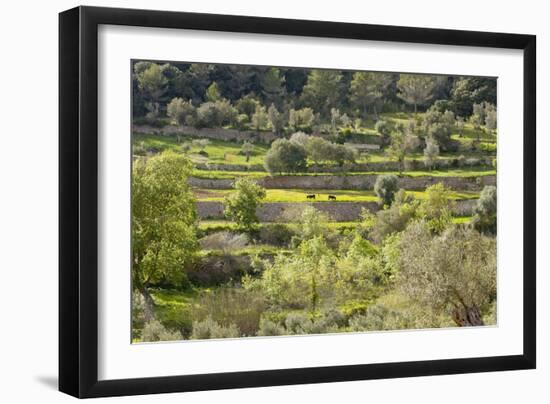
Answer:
130;60;498;342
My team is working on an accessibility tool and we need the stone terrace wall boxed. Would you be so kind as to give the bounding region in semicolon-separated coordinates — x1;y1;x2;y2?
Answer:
194;157;493;173
196;199;477;222
133;124;278;144
189;174;496;191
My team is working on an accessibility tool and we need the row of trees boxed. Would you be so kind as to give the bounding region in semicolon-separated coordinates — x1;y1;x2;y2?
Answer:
264;132;357;174
133;61;497;122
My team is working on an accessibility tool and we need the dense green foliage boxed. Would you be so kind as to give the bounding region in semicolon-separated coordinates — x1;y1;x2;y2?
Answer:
131;61;498;342
223;178;266;232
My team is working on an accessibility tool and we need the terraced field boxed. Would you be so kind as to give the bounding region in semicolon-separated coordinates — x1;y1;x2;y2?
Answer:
194;188;480;203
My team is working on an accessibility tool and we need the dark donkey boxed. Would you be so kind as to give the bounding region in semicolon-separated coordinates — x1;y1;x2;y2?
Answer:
306;194;316;200
328;195;337;201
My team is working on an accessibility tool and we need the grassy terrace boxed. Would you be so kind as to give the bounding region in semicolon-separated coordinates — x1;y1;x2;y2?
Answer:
194;188;480;203
134;120;496;167
191;167;496;180
198;216;474;232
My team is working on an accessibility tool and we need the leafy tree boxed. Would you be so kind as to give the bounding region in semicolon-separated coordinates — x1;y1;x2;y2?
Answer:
485;105;497;131
395;221;496;326
251;104;269;131
264;138;307;174
235;94;260;118
205;82;222;102
136;63;168;117
260;67;286;106
423;137;440;169
289;108;315;132
268;104;287;134
473;185;497;234
301;69;343;117
374;174;399;206
223;178;266;231
306;136;333;167
241;141;255;162
132;152;198;321
417;183;454;233
329;108;346;135
397;74;440;113
471;102;485;135
387;125;419;173
187;63;212;102
456;116;465;137
192;138;210;152
450;77;497;116
350;72;393;117
422;105;455;151
375;120;394;144
166;98;196;141
328;143;357;167
371;190;418;243
195;100;236;128
289;131;312;148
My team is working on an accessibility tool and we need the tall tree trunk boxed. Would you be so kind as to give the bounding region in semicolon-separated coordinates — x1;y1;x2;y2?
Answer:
452;305;484;326
139;287;155;323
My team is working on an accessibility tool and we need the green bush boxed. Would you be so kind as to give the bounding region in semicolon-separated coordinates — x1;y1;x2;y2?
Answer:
257;223;295;246
257;318;286;336
190;316;240;339
141;319;181;342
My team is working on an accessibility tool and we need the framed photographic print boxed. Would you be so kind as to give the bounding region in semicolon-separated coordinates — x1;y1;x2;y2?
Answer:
59;6;536;398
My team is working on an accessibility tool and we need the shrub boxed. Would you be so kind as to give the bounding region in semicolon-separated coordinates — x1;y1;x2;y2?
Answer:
190;316;240;339
199;231;249;251
257;223;295;246
141;319;181;342
349;304;407;332
283;312;341;335
371;190;418;243
191;288;266;336
374;174;399;206
257;318;286;336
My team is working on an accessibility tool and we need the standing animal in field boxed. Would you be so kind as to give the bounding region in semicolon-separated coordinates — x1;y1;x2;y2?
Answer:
306;194;316;200
328;195;337;201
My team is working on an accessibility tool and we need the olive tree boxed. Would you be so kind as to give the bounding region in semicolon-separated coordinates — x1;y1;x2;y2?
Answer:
251;104;269;131
423;137;440;169
394;221;496;327
387;125;420;174
241;141;255;163
473;185;497;235
223;178;266;232
264;138;308;174
268;104;287;135
374;174;399;206
167;97;196;142
132;152;198;321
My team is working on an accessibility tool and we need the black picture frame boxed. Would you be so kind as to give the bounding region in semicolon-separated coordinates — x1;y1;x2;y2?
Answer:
59;5;536;398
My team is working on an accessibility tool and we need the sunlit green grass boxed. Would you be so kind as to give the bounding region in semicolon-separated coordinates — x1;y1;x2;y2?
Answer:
191;168;496;180
150;288;197;330
194;188;479;203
